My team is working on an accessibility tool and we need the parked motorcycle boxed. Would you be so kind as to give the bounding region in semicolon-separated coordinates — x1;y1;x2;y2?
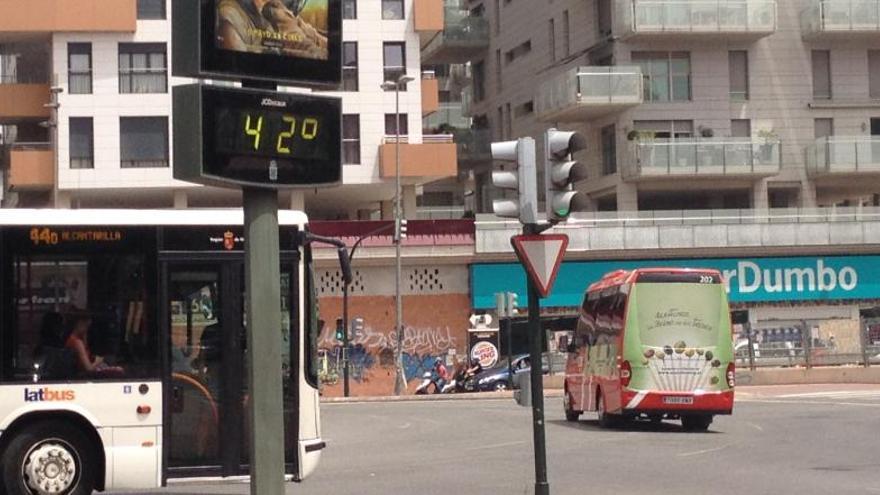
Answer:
415;371;442;395
441;367;477;394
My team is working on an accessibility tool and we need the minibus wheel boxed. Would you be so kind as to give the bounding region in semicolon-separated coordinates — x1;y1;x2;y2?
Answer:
681;414;713;432
596;392;619;428
564;390;581;422
1;420;97;495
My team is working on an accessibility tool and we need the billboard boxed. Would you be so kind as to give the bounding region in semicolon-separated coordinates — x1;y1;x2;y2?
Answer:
173;0;341;87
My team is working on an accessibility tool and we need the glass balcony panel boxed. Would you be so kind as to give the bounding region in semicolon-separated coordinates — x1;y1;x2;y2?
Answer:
803;0;880;35
631;138;780;178
625;0;776;35
536;66;642;121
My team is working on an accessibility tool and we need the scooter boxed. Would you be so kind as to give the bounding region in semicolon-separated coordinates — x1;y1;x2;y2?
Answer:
415;371;441;394
441;368;477;393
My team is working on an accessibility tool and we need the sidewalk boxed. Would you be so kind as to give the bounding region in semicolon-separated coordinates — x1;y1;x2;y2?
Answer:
321;388;565;404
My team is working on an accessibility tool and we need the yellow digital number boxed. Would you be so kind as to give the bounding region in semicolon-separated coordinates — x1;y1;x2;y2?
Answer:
276;115;296;154
244;114;264;151
301;118;319;140
29;228;40;246
29;227;58;246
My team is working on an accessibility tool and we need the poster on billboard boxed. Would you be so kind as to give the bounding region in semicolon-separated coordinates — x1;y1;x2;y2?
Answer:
173;0;341;87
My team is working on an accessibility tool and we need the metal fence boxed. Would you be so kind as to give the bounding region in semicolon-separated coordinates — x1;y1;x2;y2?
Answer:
735;322;880;370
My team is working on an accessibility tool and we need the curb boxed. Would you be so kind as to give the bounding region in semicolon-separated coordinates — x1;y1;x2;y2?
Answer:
321;389;565;404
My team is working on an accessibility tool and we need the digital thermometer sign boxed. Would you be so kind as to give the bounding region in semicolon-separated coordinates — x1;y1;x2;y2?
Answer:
173;84;341;188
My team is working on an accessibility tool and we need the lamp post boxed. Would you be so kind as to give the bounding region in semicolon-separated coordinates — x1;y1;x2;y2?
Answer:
381;73;414;396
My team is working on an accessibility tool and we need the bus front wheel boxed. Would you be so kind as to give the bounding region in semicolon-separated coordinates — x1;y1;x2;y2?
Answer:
681;415;713;432
1;420;97;495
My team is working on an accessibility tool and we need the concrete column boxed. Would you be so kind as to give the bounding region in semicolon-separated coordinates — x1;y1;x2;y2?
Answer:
800;181;818;208
615;181;639;212
380;200;394;219
752;179;769;211
402;185;417;218
53;190;72;209
288;190;305;211
173;190;188;209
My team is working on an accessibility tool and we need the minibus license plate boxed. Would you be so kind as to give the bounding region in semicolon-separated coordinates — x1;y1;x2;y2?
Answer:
662;396;694;405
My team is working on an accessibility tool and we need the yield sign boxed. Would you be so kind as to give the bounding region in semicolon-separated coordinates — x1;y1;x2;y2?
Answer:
510;234;569;298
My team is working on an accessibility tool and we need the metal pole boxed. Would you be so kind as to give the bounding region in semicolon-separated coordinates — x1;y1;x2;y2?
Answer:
525;224;549;495
393;82;405;395
343;277;350;397
243;187;285;495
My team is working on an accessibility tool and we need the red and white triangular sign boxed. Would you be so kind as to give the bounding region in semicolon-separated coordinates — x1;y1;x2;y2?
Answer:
511;234;569;298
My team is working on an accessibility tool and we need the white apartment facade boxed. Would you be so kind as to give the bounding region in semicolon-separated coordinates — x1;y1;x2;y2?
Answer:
0;0;457;219
461;0;880;213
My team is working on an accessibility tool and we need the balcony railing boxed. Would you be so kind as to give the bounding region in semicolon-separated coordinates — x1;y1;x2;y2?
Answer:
420;7;489;63
536;66;643;122
617;0;777;37
806;136;880;176
424;102;471;132
452;128;492;162
802;0;880;36
625;137;781;179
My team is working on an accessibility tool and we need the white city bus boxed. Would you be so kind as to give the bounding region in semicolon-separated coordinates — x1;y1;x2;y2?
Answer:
0;209;330;494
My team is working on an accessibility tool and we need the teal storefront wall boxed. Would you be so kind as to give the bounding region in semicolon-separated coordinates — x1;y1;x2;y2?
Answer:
471;255;880;309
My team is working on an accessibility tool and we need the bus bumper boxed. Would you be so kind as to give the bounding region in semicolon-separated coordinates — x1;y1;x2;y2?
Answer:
621;389;734;415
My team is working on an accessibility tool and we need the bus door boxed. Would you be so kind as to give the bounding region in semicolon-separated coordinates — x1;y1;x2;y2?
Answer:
162;262;246;478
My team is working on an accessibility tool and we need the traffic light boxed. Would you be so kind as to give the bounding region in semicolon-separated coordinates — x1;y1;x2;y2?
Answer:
335;317;344;341
491;137;538;224
394;218;407;241
506;291;518;315
544;128;588;222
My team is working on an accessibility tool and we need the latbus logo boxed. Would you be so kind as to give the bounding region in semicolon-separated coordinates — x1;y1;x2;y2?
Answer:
24;387;76;402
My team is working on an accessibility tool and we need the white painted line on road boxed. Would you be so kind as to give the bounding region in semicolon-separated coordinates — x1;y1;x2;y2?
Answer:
465;440;527;452
747;422;764;432
677;445;730;457
738;398;880;407
777;390;880;399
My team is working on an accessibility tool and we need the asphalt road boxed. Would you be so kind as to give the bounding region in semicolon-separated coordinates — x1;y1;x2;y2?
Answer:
116;384;880;495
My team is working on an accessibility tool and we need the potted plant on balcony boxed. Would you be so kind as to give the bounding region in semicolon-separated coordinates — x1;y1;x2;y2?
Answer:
757;129;778;163
627;129;656;141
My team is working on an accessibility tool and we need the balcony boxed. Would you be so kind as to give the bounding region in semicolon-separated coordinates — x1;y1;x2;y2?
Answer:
0;0;135;34
420;7;489;64
802;0;880;39
536;66;643;123
806;136;880;178
8;143;53;190
624;138;781;180
452;128;492;163
379;135;457;180
414;0;445;43
424;102;471;133
421;74;440;116
615;0;777;41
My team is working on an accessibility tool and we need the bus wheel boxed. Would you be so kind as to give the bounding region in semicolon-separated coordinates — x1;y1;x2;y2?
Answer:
596;393;619;428
1;421;97;495
564;391;581;422
681;415;713;432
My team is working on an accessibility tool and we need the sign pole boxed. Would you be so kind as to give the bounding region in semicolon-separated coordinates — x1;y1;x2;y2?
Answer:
525;224;550;495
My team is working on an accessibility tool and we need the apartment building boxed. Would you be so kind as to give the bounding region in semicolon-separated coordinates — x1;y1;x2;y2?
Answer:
0;0;457;219
455;0;880;213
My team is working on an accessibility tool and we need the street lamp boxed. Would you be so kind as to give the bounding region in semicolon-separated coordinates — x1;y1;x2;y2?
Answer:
381;73;414;396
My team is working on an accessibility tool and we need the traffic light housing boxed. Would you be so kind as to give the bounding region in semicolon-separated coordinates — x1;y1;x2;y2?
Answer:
395;218;408;241
506;291;518;315
544;128;588;222
491;137;538;224
335;317;344;341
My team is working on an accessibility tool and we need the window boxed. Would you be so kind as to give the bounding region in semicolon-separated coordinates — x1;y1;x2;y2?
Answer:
495;49;502;92
384;114;408;136
814;118;833;138
382;42;406;89
562;10;570;57
10;254;159;382
494;0;501;35
382;0;404;20
505;102;512;138
634;120;693;138
632;52;691;102
343;0;357;19
548;19;556;62
473;61;486;102
119;43;167;94
496;106;504;140
505;40;531;65
69;118;94;169
601;124;616;175
68;43;92;95
343;114;360;164
137;0;165;19
597;0;612;36
731;119;751;138
342;42;358;91
513;101;534;117
812;50;831;99
729;50;749;101
120;117;168;168
869;50;880;99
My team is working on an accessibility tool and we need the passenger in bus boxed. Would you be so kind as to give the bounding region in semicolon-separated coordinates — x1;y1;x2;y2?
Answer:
65;311;124;377
34;311;77;380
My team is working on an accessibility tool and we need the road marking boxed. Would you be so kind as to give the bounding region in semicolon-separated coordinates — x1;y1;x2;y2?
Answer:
465;440;527;452
678;445;730;457
747;422;764;432
739;398;880;408
777;390;880;399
